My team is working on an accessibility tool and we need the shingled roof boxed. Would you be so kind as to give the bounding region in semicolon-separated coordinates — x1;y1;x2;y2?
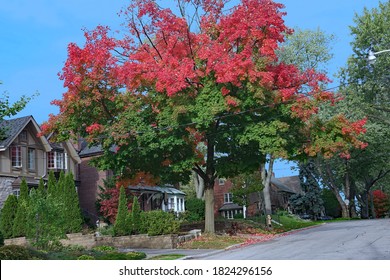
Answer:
0;115;51;152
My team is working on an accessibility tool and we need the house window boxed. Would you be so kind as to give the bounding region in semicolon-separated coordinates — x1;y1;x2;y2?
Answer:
224;193;233;204
11;146;22;168
169;197;175;211
28;148;36;170
19;130;27;142
13;189;20;198
218;178;226;186
48;151;65;169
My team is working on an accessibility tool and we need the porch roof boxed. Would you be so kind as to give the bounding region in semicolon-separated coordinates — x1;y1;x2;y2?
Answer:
127;185;186;196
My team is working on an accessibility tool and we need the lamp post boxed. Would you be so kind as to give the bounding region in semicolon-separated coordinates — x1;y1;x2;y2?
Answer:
367;49;390;64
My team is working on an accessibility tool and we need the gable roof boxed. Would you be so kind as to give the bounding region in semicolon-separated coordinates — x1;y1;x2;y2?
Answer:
0;115;51;152
46;133;81;164
275;176;302;194
271;176;301;194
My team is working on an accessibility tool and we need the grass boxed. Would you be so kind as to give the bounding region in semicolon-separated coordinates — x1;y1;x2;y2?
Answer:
148;254;185;260
178;234;247;249
271;215;323;232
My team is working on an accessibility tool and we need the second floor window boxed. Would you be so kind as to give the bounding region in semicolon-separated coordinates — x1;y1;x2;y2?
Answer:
28;148;36;170
11;146;22;168
224;193;233;204
48;151;65;169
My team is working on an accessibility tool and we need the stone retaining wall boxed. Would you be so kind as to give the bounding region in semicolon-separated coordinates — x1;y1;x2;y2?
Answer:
4;230;202;250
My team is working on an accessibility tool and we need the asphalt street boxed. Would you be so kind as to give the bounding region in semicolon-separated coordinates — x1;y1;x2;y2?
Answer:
195;219;390;260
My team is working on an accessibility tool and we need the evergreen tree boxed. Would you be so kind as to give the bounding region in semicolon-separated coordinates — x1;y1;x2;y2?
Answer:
114;186;131;236
26;189;65;250
46;171;57;197
290;161;324;220
37;177;45;197
131;196;141;234
12;178;29;237
0;195;18;238
64;172;83;233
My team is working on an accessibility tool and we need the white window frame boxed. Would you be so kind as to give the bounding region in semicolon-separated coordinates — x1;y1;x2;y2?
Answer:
218;178;226;186
13;189;20;198
11;146;22;168
27;148;36;170
48;151;65;170
224;193;233;204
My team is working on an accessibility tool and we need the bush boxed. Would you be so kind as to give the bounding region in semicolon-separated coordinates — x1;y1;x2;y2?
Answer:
0;245;31;260
126;251;146;260
185;198;205;222
78;255;95;260
98;252;131;260
92;245;116;252
141;210;180;236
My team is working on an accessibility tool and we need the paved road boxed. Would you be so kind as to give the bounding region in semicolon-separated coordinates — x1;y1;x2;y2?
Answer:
195;219;390;260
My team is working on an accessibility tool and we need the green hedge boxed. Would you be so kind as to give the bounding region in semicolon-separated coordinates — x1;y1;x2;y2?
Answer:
141;210;180;236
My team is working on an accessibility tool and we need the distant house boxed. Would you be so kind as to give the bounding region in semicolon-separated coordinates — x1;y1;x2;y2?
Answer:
0;116;80;208
78;142;185;223
214;175;302;219
127;185;186;214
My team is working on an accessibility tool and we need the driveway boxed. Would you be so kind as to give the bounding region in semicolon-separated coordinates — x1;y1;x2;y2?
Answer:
195;219;390;260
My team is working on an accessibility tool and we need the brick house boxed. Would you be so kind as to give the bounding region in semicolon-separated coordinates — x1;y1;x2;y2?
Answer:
214;175;302;219
0;116;80;208
77;143;113;223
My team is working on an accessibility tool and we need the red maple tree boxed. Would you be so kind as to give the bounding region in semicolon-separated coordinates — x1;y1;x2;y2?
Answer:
43;0;367;233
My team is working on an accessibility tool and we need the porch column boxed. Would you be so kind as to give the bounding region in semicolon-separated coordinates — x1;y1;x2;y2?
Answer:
174;196;178;212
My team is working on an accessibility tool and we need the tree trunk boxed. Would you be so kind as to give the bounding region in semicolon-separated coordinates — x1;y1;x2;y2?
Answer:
261;156;274;216
204;186;215;233
192;170;205;199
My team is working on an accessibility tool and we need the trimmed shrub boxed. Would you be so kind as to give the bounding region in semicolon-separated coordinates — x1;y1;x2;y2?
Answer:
126;251;147;260
0;245;31;260
141;210;180;236
98;252;131;260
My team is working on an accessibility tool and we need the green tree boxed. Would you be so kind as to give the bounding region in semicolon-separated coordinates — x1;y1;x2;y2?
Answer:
131;196;141;234
113;187;130;236
37;177;45;197
289;161;324;220
46;171;57;197
322;188;342;218
12;178;29;237
0;195;18;238
42;0;367;233
230;171;264;216
26;189;65;250
63;172;83;233
0;81;33;139
317;2;390;218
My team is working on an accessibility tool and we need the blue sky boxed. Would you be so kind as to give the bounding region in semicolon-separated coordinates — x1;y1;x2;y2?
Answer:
0;0;380;176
